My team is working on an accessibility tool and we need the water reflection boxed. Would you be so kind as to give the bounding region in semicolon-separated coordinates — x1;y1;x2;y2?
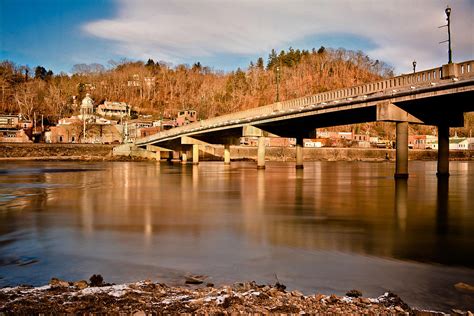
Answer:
436;177;449;236
395;178;408;231
0;161;473;311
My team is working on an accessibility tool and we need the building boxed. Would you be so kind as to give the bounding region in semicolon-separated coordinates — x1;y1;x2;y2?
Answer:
0;114;20;129
449;137;471;150
45;123;123;144
126;119;154;141
97;101;131;118
176;110;197;126
152;119;176;130
0;114;32;143
80;93;94;120
408;135;438;149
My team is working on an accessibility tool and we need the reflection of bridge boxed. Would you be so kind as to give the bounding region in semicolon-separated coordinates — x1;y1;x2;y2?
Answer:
115;61;474;177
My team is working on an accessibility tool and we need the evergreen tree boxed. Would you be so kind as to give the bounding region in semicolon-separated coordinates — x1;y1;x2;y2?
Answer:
34;66;47;80
145;58;155;68
267;49;278;69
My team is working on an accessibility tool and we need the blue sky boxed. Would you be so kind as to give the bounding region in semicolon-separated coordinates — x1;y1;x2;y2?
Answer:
1;0;473;74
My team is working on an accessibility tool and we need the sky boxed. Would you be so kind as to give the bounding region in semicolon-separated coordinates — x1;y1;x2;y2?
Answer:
1;0;473;75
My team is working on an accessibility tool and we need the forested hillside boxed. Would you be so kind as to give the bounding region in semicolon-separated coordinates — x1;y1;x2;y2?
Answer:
1;46;472;138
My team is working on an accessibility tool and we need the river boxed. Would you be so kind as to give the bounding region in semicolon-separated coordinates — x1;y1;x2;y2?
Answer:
0;160;473;311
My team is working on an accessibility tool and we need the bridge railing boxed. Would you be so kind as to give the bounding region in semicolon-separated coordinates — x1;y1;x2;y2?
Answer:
138;60;474;144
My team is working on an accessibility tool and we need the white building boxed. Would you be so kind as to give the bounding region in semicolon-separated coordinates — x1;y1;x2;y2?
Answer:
97;101;130;118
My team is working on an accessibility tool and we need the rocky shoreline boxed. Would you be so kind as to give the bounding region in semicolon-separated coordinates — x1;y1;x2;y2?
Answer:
0;276;462;315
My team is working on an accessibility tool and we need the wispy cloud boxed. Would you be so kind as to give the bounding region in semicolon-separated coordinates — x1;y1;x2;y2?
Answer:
83;0;474;73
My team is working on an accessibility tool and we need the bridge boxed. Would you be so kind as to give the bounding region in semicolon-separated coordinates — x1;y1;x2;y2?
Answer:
114;60;474;178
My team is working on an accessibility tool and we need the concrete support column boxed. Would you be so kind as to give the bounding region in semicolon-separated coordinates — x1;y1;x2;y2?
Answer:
257;136;266;169
224;144;231;165
437;124;450;177
167;151;174;162
192;145;199;165
181;151;187;164
395;121;409;178
295;137;304;169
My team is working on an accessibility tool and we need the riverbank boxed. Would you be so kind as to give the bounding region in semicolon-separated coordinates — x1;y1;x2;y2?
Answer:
0;277;450;315
1;143;473;162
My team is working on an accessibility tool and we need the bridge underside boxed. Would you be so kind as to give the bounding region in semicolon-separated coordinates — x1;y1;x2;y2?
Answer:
394;90;474;126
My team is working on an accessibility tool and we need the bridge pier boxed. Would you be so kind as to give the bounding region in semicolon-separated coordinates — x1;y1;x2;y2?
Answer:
395;121;409;178
224;144;231;165
181;151;188;164
437;124;450;177
295;137;304;169
167;151;174;163
257;137;266;169
192;144;199;165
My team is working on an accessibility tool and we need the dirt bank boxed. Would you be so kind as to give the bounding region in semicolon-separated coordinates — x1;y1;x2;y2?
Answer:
0;278;451;315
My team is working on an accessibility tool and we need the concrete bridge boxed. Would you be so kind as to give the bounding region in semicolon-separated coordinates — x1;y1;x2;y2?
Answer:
115;60;474;178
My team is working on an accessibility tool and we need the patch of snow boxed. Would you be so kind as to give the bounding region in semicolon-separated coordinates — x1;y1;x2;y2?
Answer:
340;296;353;303
1;285;52;293
80;284;131;297
371;292;390;303
215;295;228;305
160;294;190;305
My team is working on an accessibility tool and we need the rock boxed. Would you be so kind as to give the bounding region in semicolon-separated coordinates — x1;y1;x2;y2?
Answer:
89;274;104;287
49;278;70;288
185;275;206;285
454;282;474;293
395;306;405;312
360;298;371;304
314;294;325;301
206;283;214;287
346;289;362;298
73;280;88;290
291;290;304;297
274;282;286;292
451;309;465;315
132;311;146;316
327;294;339;304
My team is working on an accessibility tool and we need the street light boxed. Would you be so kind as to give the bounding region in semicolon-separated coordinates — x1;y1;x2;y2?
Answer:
412;60;417;73
276;66;280;102
445;6;452;64
439;6;453;64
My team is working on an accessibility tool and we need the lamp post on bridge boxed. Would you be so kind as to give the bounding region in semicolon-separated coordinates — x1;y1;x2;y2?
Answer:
439;6;453;64
445;6;452;64
275;66;280;102
412;60;416;73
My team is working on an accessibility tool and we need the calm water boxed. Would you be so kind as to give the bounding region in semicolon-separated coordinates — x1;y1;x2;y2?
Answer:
0;160;473;311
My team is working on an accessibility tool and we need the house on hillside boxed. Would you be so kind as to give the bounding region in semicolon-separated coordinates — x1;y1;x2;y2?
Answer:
176;110;197;126
0;114;32;143
97;101;131;118
126;119;153;141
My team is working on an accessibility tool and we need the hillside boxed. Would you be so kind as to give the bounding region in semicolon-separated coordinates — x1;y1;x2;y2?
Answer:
1;47;472;138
